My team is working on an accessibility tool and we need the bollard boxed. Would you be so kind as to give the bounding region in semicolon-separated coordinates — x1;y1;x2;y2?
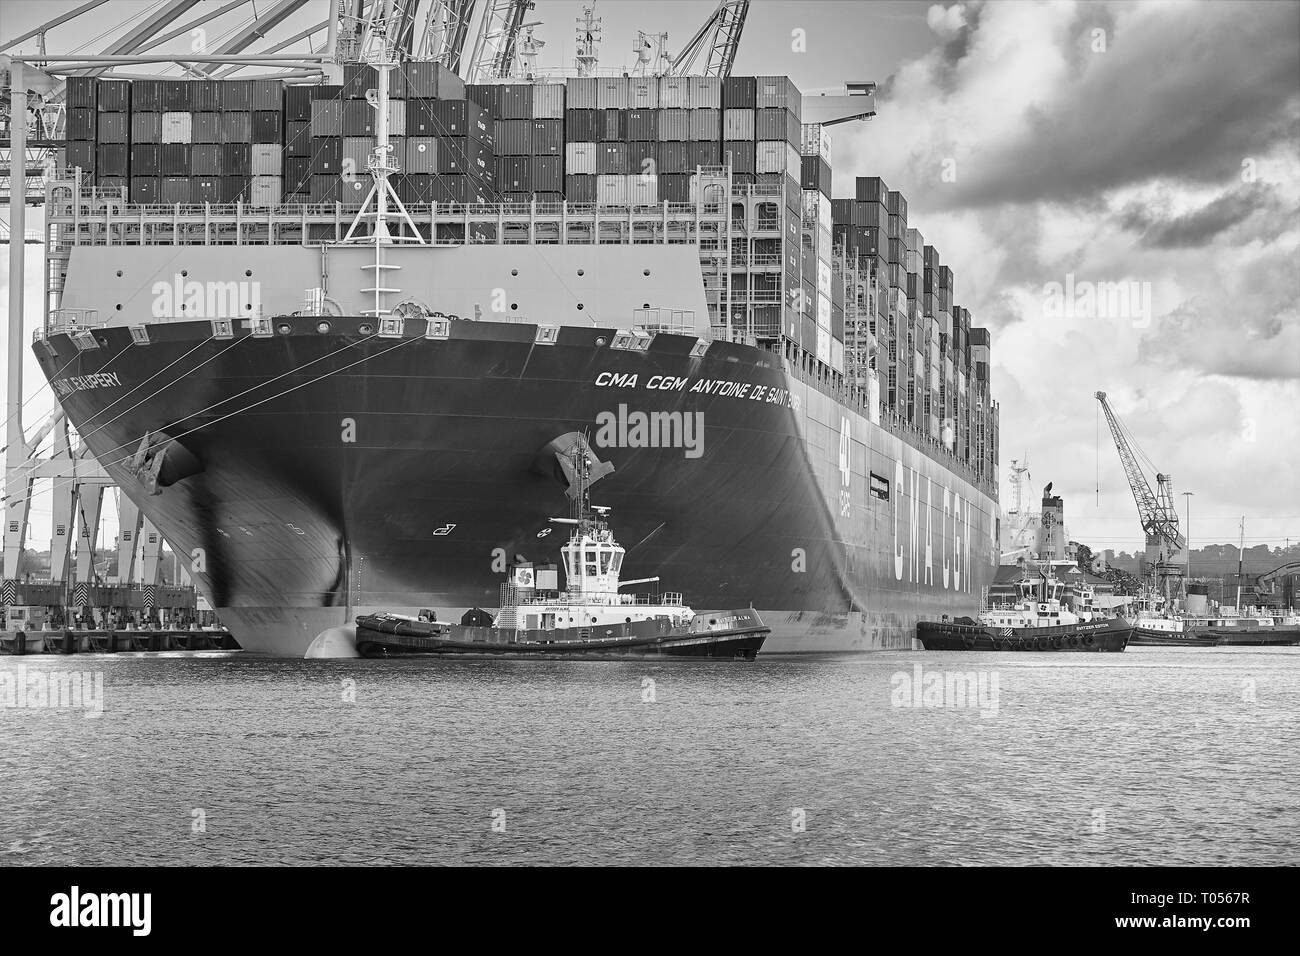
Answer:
62;630;75;655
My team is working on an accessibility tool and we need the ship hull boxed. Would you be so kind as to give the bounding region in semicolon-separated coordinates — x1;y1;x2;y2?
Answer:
33;317;999;656
917;617;1131;652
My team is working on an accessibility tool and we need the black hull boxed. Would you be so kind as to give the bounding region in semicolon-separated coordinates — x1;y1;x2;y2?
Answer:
1132;626;1300;646
917;617;1131;652
33;317;998;655
354;611;768;660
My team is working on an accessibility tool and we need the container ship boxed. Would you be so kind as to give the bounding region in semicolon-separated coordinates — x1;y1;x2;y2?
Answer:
18;55;1000;656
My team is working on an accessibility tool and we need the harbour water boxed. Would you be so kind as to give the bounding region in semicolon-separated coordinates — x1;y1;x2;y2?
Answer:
2;648;1296;866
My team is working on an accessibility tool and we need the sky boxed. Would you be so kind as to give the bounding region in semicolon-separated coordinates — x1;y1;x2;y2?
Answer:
2;0;1299;555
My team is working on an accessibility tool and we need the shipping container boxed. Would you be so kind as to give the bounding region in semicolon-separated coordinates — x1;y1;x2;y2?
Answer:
659;108;690;141
396;174;433;205
160;80;192;111
404;137;438;174
596;173;628;205
130;79;160;111
253;111;282;143
342;137;371;174
311;174;340;204
625;109;657;140
342;100;374;136
220;81;252;111
565;77;599;110
498;156;531;190
627;141;656;176
285;121;311;156
500;83;534;119
565;108;597;142
189;112;219;143
886;189;908;220
161;175;191;204
689;77;722;109
530;119;563;155
192;176;221;203
755;108;792;142
689;140;720;167
688;108;720;141
94;176;127;193
466;83;502;116
191;80;220;112
311;137;343;174
565;173;596;203
285;85;312;121
96;143;128;177
220;112;252;143
432;99;494;146
496;119;532;155
284;156;312;193
628;173;658;204
596;77;629;109
659;172;691;202
566;142;596;175
97;112;127;143
432;175;489;205
658;141;690;174
222;144;250;177
64;141;95;174
723;108;754;140
856;176;888;203
723;76;756;109
724;140;755;175
343;64;376;99
800;155;831;196
755;141;790;175
800;123;832;161
597;142;629;175
251;143;281;175
339;177;368;204
406;99;436;136
628;77;658;108
407;62;464;100
756;76;801;117
531;81;565;118
130;176;159;204
659;76;691;109
250;175;281;206
95;79;129;111
66;76;96;109
66;108;95;141
437;137;494;179
598;108;627;142
191;144;222;175
160;144;191;176
226;176;252;204
310;99;342;136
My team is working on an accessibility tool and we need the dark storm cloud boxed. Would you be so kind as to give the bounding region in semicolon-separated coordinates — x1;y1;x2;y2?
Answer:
1120;185;1289;249
909;1;1300;209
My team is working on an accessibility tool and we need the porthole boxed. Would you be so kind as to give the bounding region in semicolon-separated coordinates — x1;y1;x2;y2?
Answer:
245;270;253;277
115;270;123;277
595;336;606;346
643;269;650;276
358;323;373;334
577;268;584;276
316;321;331;333
510;303;518;310
277;323;292;335
576;303;584;311
115;304;123;311
181;270;188;277
511;268;518;276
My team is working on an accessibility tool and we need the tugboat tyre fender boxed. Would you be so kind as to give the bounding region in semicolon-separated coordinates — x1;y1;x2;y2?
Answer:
1083;635;1095;648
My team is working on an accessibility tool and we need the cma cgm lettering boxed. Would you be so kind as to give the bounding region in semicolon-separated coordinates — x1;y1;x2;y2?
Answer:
893;458;972;592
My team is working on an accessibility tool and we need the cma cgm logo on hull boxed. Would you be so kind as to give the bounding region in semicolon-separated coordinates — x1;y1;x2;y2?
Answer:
151;275;261;318
894;458;974;593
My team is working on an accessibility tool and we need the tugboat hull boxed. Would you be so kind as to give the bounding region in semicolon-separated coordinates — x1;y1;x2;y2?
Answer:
355;609;769;660
917;617;1131;652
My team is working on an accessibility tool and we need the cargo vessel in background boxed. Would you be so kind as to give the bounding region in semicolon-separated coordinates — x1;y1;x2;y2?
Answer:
12;7;1001;656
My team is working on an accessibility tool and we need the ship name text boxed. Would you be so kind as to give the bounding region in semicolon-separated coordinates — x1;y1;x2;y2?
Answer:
594;371;794;408
51;372;123;397
894;458;973;593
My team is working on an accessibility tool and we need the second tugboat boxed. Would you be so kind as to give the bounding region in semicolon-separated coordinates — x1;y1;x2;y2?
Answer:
355;442;769;660
917;569;1131;652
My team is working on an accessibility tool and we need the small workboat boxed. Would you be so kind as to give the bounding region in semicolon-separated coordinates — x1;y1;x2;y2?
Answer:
917;570;1131;652
355;445;769;660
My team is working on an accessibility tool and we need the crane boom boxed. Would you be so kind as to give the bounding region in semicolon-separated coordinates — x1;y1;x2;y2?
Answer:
1095;391;1184;557
465;0;533;82
668;0;749;78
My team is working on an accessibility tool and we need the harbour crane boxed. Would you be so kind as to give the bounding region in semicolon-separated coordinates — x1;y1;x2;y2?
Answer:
1095;391;1185;601
666;0;749;78
464;0;537;83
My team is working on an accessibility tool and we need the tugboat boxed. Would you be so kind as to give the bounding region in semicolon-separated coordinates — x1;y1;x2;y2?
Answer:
354;444;769;660
1128;586;1300;647
917;569;1131;652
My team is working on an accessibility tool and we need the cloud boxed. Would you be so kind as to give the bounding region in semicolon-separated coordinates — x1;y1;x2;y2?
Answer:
926;3;968;39
1120;185;1291;249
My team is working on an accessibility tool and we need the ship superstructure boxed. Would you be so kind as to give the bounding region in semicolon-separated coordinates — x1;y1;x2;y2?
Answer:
4;2;1000;655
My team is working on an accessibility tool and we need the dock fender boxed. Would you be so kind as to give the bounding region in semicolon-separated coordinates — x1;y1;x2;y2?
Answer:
305;624;360;659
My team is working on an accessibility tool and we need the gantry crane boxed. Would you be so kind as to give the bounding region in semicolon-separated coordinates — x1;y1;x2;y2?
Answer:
1095;392;1185;602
